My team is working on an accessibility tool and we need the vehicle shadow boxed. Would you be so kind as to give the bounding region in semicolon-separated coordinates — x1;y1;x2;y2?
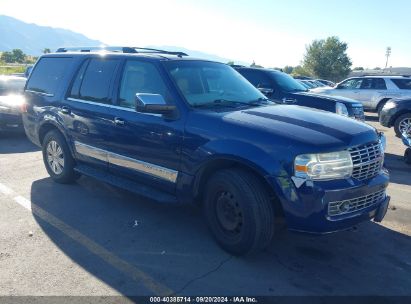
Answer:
0;133;39;154
384;153;411;186
30;177;411;296
364;115;379;122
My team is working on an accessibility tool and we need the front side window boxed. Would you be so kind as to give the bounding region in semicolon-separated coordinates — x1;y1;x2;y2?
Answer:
26;57;72;95
238;70;271;88
373;78;387;90
269;72;307;92
118;60;171;109
70;58;120;104
338;78;362;90
164;61;266;107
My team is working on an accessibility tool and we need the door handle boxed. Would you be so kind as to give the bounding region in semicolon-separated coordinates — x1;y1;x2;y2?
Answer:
282;98;297;104
60;106;71;114
113;117;125;125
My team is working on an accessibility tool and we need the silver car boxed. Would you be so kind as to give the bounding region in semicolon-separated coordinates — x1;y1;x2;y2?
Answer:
312;76;411;114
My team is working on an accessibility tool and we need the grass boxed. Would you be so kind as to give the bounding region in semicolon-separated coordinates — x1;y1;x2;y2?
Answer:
0;65;26;75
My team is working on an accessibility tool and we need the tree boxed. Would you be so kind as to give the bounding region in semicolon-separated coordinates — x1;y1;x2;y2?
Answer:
43;48;51;54
291;65;311;77
374;67;381;70
11;49;26;63
1;51;14;63
283;66;294;74
353;67;364;71
302;36;352;82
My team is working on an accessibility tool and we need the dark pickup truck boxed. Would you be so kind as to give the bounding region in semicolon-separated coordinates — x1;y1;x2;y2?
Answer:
23;47;389;255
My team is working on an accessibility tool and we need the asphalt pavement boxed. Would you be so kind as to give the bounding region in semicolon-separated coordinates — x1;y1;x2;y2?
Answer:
0;113;410;298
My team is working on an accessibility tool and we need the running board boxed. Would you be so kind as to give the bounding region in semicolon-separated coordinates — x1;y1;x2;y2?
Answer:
74;164;178;204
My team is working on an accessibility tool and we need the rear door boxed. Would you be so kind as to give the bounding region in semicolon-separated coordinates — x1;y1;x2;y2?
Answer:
358;78;387;108
61;57;121;169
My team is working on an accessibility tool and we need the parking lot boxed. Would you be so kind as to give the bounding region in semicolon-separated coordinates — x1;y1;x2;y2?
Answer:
0;112;410;297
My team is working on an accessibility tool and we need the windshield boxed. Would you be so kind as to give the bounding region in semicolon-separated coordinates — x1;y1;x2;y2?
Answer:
164;61;267;107
268;71;308;92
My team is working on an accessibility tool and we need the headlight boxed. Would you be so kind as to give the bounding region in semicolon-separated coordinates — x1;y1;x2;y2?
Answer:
383;100;396;110
336;102;349;117
294;151;353;180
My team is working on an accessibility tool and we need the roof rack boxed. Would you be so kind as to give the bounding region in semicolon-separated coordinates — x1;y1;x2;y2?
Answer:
55;46;188;57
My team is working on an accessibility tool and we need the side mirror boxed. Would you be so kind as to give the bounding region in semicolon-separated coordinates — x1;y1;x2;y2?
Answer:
257;84;274;96
135;93;176;115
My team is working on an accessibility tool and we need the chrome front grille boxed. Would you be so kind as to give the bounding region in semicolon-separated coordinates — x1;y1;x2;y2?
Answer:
349;142;383;181
328;189;386;216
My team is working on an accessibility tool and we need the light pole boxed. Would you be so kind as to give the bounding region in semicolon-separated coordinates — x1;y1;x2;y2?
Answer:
384;47;391;72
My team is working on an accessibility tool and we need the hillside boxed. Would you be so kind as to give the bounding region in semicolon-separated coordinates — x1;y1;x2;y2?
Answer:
0;15;101;55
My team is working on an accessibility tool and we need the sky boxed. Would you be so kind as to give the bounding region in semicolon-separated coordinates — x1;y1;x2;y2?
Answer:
1;0;411;68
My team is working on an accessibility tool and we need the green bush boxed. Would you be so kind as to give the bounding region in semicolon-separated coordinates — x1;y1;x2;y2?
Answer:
0;66;26;75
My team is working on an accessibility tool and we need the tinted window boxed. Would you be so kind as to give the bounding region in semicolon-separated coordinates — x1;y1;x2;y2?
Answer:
373;78;387;90
391;78;411;90
268;71;307;92
72;58;120;104
360;78;387;90
118;60;171;109
26;57;72;95
238;70;271;88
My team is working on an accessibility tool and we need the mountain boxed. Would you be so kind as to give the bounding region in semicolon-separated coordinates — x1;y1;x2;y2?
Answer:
0;15;101;55
0;15;249;65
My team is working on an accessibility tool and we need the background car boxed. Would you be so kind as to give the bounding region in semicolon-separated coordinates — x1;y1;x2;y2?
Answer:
234;66;365;120
312;76;411;114
316;79;335;87
0;75;26;133
380;98;411;137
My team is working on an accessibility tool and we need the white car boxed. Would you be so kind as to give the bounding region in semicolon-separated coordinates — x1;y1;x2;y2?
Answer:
312;76;411;114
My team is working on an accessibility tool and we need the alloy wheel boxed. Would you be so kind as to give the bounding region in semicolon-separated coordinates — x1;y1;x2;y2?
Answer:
46;140;65;175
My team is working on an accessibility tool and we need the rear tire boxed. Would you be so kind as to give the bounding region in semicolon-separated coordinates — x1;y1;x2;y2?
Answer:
42;130;79;184
394;113;411;137
203;169;275;256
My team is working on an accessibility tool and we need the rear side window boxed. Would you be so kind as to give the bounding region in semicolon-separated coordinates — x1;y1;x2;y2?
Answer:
69;58;120;104
391;78;411;90
26;57;72;96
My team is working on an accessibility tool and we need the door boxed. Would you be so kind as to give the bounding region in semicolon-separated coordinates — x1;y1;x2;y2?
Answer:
61;57;121;169
103;59;184;193
358;78;387;109
333;78;363;100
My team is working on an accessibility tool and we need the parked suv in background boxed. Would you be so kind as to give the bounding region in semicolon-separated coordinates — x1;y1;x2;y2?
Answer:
23;47;389;255
313;76;411;114
0;75;26;133
380;98;411;137
235;67;365;120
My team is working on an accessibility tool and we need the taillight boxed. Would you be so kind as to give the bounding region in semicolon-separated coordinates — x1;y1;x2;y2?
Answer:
20;102;28;113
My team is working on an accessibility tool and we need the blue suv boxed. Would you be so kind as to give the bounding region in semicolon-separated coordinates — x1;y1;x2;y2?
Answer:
23;47;390;255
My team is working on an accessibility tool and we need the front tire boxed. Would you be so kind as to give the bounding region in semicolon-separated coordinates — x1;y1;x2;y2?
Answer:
394;113;411;137
42;130;79;184
203;169;275;256
405;148;411;165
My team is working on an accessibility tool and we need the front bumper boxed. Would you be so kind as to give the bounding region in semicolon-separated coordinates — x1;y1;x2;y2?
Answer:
0;112;24;132
268;169;389;234
379;106;396;127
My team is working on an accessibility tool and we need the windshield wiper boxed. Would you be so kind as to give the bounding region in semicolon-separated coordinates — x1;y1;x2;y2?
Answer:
248;97;272;105
193;99;249;108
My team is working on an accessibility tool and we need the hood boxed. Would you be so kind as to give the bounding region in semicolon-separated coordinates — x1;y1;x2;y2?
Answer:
223;104;377;151
0;94;25;108
292;91;361;106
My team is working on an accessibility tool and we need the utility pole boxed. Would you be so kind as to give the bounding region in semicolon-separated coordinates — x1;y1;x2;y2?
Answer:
384;47;391;72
